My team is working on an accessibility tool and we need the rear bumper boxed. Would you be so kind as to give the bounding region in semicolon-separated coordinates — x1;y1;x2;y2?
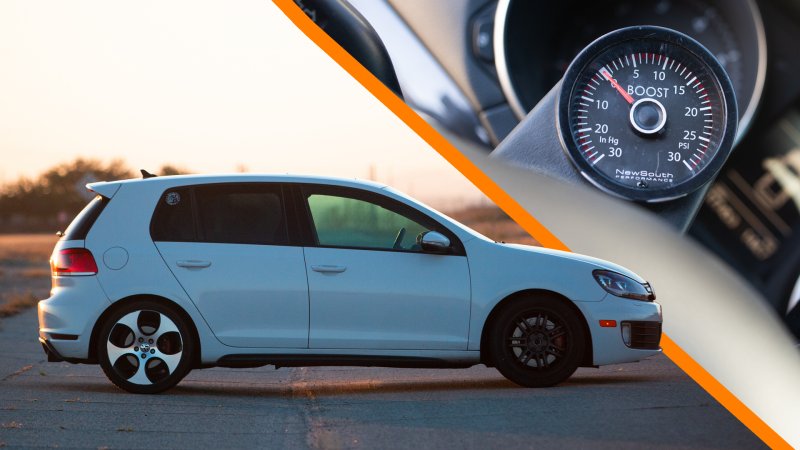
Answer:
39;336;63;362
38;275;110;361
39;336;94;364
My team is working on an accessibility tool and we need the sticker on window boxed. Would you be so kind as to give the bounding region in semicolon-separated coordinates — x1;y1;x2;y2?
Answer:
165;192;181;206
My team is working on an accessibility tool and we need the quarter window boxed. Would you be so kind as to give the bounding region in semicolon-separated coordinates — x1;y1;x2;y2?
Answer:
151;188;195;242
307;194;430;251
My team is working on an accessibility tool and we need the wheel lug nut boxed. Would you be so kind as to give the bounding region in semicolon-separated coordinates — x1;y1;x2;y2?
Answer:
150;349;155;354
138;337;144;343
148;339;154;344
134;346;139;352
141;353;147;359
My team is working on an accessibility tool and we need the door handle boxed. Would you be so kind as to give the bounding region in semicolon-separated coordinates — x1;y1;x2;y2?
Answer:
176;260;212;269
311;265;347;273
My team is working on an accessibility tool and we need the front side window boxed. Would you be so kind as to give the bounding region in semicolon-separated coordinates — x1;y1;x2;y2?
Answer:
306;193;431;251
195;185;288;245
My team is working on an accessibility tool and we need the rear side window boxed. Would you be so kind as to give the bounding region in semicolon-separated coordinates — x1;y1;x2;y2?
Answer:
151;188;195;242
195;185;288;245
63;195;109;240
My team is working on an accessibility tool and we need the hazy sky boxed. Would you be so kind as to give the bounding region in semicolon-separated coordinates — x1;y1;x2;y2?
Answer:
0;1;485;209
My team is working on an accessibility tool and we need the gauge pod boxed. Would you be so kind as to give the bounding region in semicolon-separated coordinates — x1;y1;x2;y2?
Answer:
557;26;738;202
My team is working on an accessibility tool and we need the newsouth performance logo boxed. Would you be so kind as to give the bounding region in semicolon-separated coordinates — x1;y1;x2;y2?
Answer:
615;169;674;183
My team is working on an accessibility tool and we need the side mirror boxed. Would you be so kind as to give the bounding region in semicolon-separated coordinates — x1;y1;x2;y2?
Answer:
419;231;451;254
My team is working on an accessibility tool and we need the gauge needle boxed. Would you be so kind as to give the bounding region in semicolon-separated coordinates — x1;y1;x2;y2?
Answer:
600;69;634;104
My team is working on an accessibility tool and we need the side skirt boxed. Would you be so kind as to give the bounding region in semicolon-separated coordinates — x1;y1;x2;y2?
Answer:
216;354;477;369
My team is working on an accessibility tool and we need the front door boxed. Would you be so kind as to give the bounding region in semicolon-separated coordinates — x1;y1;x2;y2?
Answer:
300;186;471;350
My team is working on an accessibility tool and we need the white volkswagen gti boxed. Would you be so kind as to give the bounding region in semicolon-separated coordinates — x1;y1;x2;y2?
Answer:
38;174;662;394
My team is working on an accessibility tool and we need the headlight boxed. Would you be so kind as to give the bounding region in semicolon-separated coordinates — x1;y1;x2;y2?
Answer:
592;270;655;301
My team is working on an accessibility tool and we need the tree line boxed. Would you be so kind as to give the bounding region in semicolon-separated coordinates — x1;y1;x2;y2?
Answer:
0;159;187;233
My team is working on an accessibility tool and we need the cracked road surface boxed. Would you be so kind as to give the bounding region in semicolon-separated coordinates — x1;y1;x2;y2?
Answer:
0;309;764;449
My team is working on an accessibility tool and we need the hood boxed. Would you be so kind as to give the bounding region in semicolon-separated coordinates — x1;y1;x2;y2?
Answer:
500;243;648;284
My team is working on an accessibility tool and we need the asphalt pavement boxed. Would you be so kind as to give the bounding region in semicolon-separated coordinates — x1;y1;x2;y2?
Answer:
0;308;765;449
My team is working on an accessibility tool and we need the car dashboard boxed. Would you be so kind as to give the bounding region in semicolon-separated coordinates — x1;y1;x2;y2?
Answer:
348;0;800;337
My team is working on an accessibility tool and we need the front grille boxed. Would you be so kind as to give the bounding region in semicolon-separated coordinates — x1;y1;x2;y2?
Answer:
624;321;661;350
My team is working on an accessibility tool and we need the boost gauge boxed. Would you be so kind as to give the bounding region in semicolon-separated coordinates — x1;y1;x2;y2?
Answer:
558;26;738;202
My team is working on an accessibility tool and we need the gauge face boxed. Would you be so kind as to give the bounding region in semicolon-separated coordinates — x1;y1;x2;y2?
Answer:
495;0;765;141
558;26;738;201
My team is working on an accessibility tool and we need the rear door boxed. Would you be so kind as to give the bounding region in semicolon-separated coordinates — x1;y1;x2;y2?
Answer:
153;183;309;348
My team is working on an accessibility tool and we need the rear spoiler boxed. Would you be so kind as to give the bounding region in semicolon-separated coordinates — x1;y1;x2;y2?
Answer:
86;181;121;199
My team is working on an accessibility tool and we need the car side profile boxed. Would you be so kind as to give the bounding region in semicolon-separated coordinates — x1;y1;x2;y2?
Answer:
38;174;662;394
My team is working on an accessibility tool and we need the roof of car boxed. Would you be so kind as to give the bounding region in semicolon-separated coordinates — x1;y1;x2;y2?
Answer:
87;173;388;197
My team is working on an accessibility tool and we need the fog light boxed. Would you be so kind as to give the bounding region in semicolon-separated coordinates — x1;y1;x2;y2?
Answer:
621;322;632;347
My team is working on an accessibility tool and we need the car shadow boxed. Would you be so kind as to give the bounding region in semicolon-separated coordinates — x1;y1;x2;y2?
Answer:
171;377;516;397
30;370;662;397
168;373;660;398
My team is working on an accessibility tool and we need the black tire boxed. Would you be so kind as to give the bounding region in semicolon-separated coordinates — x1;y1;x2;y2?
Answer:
97;299;195;394
489;296;586;387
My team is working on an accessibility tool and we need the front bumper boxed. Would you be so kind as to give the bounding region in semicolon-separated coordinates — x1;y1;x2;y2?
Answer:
38;275;110;361
575;294;663;366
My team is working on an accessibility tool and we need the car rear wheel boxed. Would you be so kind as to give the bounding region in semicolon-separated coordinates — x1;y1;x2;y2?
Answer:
97;300;195;394
490;296;586;387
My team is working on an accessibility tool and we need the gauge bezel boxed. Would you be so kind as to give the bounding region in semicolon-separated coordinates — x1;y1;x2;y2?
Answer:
555;26;739;202
494;0;766;144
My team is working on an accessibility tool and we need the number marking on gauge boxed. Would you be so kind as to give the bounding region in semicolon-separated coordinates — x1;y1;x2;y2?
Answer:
600;68;634;104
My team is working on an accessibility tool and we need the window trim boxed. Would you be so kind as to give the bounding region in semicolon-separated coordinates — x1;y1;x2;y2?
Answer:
297;184;466;256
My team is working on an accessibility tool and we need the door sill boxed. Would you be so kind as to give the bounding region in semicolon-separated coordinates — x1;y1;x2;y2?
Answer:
216;354;475;369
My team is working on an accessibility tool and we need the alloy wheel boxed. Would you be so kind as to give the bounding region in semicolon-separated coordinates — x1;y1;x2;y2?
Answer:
507;312;570;369
106;310;184;386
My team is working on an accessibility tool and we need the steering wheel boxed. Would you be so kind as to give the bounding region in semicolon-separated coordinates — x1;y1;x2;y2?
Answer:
392;227;406;249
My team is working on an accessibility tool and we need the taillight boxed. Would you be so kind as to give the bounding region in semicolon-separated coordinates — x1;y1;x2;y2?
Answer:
51;248;98;276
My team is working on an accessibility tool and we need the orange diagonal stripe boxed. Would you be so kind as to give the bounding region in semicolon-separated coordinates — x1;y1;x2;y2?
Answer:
273;1;791;448
273;0;566;252
661;335;790;449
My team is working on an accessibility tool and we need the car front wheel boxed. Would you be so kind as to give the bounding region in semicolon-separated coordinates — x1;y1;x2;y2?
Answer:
97;300;195;394
490;296;586;387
